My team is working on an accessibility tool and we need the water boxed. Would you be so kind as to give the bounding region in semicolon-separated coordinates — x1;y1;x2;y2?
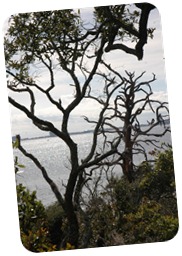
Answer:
15;133;97;206
14;126;172;206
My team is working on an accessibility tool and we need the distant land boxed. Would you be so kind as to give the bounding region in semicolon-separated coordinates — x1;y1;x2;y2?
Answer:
12;129;95;142
12;119;170;142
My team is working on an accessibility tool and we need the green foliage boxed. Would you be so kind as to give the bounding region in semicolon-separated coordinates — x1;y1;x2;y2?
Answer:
85;197;117;246
13;137;25;174
12;136;19;149
122;198;178;244
94;5;155;43
5;9;81;83
17;184;46;233
94;5;139;41
60;243;75;250
46;202;64;248
112;177;140;215
14;156;25;174
21;227;57;252
82;147;178;247
139;148;176;200
109;147;178;244
17;184;56;252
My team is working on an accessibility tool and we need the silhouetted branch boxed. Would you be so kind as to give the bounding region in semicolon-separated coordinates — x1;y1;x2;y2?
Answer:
104;3;156;60
8;96;68;142
15;135;65;208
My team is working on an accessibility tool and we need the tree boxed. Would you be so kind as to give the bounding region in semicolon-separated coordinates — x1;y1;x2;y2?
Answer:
87;66;169;182
5;4;158;248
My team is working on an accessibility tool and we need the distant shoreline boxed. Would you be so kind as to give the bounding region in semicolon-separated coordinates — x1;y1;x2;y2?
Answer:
12;119;170;142
12;129;94;142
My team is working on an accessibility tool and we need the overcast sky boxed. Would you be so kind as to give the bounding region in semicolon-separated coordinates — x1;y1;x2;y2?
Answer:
6;6;169;138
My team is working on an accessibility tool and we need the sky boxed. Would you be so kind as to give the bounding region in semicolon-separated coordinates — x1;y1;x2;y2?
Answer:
5;5;169;139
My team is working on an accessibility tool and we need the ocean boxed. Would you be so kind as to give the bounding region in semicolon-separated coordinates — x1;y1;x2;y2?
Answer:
14;126;172;206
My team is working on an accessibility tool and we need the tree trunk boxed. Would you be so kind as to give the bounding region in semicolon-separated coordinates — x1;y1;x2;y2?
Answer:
122;111;134;182
122;145;133;182
64;202;79;248
63;140;80;248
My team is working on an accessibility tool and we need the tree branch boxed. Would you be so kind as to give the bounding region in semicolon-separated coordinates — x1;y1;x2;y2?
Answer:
16;135;65;208
9;96;68;142
104;3;156;60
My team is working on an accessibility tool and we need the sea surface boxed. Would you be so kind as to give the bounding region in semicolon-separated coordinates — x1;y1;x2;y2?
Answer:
14;126;172;206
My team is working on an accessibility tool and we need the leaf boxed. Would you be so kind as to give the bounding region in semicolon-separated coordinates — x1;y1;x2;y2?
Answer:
13;137;19;148
17;164;25;168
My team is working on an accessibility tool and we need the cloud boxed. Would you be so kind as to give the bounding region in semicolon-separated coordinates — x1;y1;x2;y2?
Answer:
150;90;168;102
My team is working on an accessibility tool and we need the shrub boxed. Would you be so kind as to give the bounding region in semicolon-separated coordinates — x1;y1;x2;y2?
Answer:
17;184;56;252
139;148;177;205
45;202;64;249
105;147;178;244
122;198;178;244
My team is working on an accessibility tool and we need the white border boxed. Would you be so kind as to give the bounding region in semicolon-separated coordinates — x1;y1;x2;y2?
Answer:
0;1;181;255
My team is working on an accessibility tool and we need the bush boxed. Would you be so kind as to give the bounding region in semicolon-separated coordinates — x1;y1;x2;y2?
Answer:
102;147;178;245
121;198;178;244
17;184;56;252
17;184;46;234
45;202;64;249
139;148;176;200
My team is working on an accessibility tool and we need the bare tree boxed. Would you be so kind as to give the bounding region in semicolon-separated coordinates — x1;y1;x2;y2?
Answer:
85;63;170;182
